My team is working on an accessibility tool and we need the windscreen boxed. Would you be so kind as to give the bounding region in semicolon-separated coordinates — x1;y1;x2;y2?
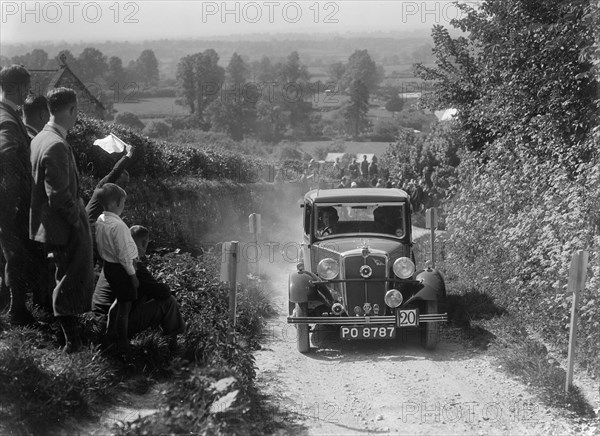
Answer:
314;203;405;239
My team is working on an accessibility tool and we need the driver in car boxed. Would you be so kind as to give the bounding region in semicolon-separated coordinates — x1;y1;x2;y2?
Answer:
317;207;339;237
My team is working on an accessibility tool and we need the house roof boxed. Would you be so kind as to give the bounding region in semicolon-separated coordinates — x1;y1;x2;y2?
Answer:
28;64;105;110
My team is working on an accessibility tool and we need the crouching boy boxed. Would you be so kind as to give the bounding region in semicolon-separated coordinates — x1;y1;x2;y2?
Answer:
92;225;185;347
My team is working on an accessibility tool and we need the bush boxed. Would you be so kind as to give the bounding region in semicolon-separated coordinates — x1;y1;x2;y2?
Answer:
114;112;145;131
68;114;260;182
446;134;600;377
143;120;171;139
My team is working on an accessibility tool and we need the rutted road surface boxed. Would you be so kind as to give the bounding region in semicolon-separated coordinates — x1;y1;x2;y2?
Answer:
254;238;582;435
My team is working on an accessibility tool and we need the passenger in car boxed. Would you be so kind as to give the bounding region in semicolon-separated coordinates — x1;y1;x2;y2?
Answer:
373;207;400;235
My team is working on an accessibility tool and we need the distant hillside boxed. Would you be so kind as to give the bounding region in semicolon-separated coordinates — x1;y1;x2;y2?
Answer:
1;32;435;80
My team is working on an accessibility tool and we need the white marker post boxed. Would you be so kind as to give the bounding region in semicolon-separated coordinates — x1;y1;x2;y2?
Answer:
565;249;588;393
425;208;438;268
220;241;239;341
248;213;261;277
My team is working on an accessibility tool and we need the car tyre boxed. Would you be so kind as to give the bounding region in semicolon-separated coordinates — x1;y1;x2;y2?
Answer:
294;302;310;353
421;300;439;350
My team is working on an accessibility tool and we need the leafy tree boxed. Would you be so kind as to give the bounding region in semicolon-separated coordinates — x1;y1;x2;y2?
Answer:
342;79;370;137
276;51;312;129
341;50;383;93
226;52;249;85
0;56;10;68
175;50;225;121
176;55;197;114
415;0;597;168
385;87;404;112
135;49;160;87
371;118;401;142
254;99;285;143
327;62;345;84
105;56;127;89
77;47;108;84
11;49;48;69
193;49;225;120
250;56;277;82
278;51;310;84
208;53;256;141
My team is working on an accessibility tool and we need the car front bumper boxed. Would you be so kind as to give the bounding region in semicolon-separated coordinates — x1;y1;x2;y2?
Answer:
286;313;447;325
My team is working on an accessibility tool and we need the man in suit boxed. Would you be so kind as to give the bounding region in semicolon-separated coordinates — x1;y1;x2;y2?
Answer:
22;95;50;140
21;94;52;309
30;87;94;352
0;65;38;324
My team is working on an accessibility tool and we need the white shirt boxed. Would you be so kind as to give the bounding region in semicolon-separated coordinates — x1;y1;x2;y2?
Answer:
95;211;138;275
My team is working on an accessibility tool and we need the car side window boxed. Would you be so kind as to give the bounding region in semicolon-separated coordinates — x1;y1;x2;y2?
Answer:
303;202;311;236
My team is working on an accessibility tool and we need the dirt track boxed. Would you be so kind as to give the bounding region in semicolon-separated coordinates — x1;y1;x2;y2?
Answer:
254;248;586;436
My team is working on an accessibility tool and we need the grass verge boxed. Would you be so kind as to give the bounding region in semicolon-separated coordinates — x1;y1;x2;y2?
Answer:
445;286;597;421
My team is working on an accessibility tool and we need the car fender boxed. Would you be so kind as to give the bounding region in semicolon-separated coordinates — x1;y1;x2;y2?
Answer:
289;271;317;303
410;268;446;302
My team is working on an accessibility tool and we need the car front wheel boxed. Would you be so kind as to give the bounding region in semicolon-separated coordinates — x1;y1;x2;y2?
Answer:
294;302;310;353
421;300;439;350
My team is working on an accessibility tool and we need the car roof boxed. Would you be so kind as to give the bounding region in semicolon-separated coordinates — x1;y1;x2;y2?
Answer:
306;188;410;203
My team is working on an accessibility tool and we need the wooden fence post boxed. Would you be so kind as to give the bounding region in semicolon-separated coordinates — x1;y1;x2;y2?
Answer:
220;241;239;340
565;249;588;393
248;213;262;277
425;208;438;268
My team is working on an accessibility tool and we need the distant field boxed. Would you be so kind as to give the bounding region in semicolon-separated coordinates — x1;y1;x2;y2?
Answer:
299;141;391;158
113;97;188;119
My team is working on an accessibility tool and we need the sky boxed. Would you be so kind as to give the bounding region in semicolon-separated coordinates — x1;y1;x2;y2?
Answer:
0;0;472;44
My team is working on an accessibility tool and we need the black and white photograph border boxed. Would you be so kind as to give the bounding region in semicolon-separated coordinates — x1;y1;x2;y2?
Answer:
1;1;599;435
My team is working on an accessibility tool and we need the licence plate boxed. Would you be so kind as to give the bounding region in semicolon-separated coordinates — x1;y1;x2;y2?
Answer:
340;326;396;340
397;309;419;327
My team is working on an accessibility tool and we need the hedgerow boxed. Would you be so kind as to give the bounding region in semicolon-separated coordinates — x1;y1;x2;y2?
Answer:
68;113;261;182
446;133;600;376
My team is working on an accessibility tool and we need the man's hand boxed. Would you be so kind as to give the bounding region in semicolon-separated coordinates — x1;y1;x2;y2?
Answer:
126;144;135;158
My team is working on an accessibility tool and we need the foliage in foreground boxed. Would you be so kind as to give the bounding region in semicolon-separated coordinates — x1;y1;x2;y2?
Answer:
114;251;280;434
0;250;276;435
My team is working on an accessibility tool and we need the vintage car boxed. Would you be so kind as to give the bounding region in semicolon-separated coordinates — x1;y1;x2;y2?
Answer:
287;188;447;353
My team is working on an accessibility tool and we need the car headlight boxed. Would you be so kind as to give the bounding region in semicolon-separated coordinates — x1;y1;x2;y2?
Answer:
393;257;415;279
385;289;404;308
317;258;339;280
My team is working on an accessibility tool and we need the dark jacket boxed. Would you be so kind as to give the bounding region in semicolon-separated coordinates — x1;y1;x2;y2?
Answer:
86;155;131;223
30;124;82;245
0;101;31;220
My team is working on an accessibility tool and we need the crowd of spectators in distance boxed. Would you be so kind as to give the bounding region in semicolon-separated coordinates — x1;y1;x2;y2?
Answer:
0;64;184;356
279;153;429;212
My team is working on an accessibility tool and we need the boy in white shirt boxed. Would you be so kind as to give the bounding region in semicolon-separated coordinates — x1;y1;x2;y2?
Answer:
95;183;139;353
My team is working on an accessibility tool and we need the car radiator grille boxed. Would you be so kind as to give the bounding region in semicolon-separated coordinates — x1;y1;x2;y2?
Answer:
344;255;387;315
